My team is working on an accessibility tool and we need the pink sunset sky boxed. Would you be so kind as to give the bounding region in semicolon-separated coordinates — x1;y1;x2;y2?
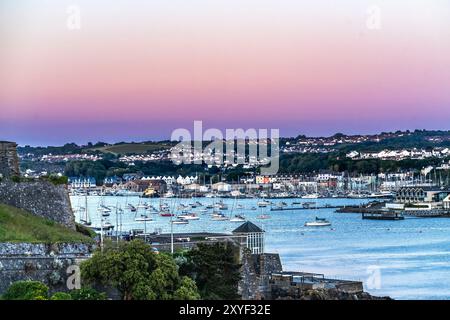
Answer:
0;0;450;145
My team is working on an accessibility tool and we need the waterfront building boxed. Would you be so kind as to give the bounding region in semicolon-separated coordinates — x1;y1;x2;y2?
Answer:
211;182;232;192
395;186;450;203
123;173;142;182
69;177;96;189
176;175;198;185
443;195;450;210
103;175;122;187
232;221;265;254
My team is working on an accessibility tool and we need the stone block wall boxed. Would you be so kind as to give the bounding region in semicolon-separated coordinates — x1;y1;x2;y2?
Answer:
0;243;93;294
0;141;20;178
239;251;283;300
0;181;76;229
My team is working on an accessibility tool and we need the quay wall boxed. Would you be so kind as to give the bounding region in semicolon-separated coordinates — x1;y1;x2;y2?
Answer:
0;242;93;294
239;251;283;300
0;181;76;229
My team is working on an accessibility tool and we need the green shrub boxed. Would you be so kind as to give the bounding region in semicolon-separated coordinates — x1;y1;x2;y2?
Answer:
10;175;21;183
75;223;97;238
69;288;107;300
2;280;49;300
40;175;69;185
50;292;72;300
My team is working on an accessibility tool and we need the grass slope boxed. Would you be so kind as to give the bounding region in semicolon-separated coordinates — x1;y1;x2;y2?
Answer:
0;204;93;243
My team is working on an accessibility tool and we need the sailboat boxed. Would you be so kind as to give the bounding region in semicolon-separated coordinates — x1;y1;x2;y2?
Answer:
304;188;331;227
229;196;246;222
127;204;137;212
80;191;91;226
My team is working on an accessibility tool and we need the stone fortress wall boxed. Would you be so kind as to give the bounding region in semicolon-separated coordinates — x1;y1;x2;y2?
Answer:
0;141;76;229
0;141;20;178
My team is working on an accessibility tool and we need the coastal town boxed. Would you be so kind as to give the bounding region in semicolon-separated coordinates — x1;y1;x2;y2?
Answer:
2;137;450;301
1;140;388;301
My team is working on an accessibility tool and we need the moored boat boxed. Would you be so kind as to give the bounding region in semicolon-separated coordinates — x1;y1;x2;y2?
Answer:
177;213;200;220
172;218;189;225
230;214;246;222
305;217;331;227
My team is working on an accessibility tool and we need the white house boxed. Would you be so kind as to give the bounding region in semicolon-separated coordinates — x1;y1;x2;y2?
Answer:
444;194;450;210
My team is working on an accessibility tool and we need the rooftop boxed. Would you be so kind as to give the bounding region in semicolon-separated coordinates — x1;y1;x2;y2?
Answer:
232;221;264;233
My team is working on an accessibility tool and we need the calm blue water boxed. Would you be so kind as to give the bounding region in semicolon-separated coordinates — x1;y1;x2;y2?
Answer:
70;196;450;300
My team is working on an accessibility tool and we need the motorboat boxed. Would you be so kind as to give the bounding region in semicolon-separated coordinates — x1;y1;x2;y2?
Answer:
301;193;319;199
163;191;175;198
211;213;229;221
217;202;228;210
257;200;271;207
135;215;153;222
172;218;189;225
177;213;200;220
305;217;331;227
230;214;246;222
159;211;175;217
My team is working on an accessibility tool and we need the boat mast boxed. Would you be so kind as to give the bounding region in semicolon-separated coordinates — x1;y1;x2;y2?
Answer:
100;217;104;253
84;187;88;223
115;201;119;245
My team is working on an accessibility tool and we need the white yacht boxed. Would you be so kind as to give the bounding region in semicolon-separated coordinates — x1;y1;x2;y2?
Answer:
177;213;200;220
172;218;189;225
257;200;271;207
135;215;153;222
301;193;319;199
305;217;331;227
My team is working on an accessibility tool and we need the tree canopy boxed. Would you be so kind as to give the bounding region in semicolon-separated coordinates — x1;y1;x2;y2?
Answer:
178;243;241;300
81;240;199;300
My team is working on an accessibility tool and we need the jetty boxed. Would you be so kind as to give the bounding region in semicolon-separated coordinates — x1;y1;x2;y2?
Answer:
270;205;343;211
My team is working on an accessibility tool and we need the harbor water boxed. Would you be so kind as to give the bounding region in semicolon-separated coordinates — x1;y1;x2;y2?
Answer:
70;196;450;300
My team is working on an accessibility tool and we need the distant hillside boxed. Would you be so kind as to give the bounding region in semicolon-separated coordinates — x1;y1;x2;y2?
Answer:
17;130;450;156
85;142;172;155
0;204;94;243
335;130;450;153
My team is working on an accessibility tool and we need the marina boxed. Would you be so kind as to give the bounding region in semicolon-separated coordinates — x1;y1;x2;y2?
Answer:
71;195;450;300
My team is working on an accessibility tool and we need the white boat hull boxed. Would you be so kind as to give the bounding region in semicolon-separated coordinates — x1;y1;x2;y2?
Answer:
304;222;331;227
